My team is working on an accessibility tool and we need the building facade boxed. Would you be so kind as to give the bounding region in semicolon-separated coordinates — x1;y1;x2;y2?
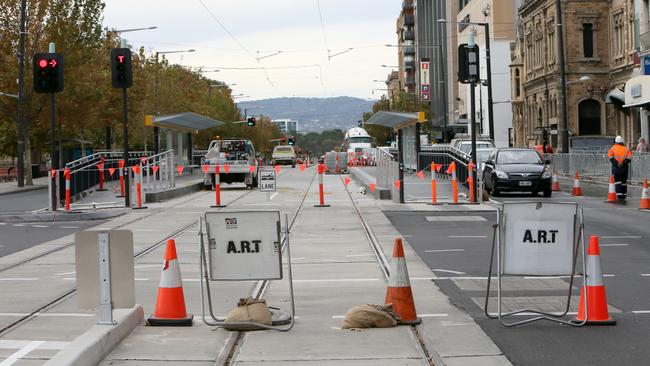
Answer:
457;0;517;148
511;0;642;151
271;119;298;134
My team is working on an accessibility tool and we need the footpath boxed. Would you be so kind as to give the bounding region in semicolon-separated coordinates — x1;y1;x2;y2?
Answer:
0;166;508;365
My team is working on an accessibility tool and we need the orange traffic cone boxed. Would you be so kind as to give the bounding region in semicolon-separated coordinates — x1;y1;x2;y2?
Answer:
551;171;561;191
606;176;617;203
640;179;650;210
385;238;421;325
148;239;193;326
573;236;616;325
571;171;583;196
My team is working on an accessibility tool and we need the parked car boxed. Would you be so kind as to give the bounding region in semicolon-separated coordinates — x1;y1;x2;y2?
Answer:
482;148;552;197
450;136;495;155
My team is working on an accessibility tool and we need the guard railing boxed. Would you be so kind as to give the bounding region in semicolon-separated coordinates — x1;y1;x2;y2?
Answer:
550;153;650;183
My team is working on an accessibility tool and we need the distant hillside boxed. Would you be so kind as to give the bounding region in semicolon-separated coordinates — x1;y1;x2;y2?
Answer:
238;97;375;133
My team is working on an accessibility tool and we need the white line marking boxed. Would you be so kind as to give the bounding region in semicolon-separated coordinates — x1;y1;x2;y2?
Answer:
0;313;93;318
134;264;163;269
0;278;38;281
60;226;79;229
600;236;642;239
63;277;149;281
344;253;375;257
641;274;650;277
425;249;465;253
442;322;475;326
434;276;490;280
134;229;159;232
294;278;380;283
332;313;448;319
411;277;435;280
426;216;487;222
0;340;69;350
524;276;570;279
632;310;650;314
243;203;280;206
0;223;6;225
31;225;48;228
11;224;25;227
270;192;279;200
487;312;577;316
599;244;628;247
0;340;44;366
432;269;466;275
448;235;487;238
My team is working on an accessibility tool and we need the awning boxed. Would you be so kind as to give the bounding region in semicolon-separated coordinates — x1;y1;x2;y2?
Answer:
605;88;625;105
624;76;650;108
365;111;423;129
153;112;224;134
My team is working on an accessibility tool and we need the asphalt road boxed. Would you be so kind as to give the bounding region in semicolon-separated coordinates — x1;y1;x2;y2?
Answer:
0;220;107;258
0;189;49;214
385;193;650;366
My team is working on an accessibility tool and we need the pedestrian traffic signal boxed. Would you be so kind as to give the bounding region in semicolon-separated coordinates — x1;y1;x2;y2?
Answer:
111;48;133;88
288;136;295;145
33;53;64;93
458;44;480;84
247;117;256;127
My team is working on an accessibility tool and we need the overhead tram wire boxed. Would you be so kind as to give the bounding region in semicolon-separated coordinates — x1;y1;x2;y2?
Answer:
196;0;274;87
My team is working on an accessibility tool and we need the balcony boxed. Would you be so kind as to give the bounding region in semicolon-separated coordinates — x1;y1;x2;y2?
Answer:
403;30;415;41
403;15;415;27
402;0;413;10
405;77;415;85
404;60;415;69
403;46;415;55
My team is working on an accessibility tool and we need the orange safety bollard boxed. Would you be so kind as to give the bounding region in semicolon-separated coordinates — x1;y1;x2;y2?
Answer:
640;179;650;210
132;164;147;210
64;167;71;211
551;171;561;191
97;157;107;191
117;159;125;198
315;163;330;207
468;162;476;203
446;162;459;204
571;171;583;196
385;238;421;325
429;162;439;205
606;176;617;203
212;165;226;208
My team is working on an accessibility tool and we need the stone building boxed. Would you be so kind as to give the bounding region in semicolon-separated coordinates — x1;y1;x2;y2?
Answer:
511;0;640;151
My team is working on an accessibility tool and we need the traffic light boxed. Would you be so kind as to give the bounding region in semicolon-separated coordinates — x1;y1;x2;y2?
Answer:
247;116;256;127
358;120;363;128
111;48;133;88
280;137;286;145
288;136;295;145
457;44;480;84
33;53;64;93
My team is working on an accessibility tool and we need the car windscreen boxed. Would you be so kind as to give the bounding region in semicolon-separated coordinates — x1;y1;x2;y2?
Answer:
274;146;294;153
496;150;542;164
459;142;493;153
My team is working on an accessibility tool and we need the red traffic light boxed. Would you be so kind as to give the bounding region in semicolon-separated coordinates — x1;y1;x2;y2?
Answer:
38;59;48;68
116;54;126;63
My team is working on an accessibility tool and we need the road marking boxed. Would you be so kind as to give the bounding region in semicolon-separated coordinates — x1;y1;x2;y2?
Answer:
63;277;149;281
448;235;487;238
434;276;490;280
524;276;570;279
632;310;650;314
0;278;38;281
426;216;487;222
55;271;75;276
425;249;465;253
11;224;25;227
0;223;6;225
487;312;577;317
31;225;48;228
134;229;159;232
0;340;44;366
600;236;642;239
641;274;650;277
441;322;475;326
432;269;466;275
294;278;380;283
599;244;628;247
0;340;69;350
0;313;93;317
270;192;279;200
243;203;280;206
60;226;79;229
344;253;375;257
332;313;448;319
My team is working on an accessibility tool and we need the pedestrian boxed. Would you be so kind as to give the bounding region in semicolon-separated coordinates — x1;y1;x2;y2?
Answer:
636;137;649;153
608;136;632;202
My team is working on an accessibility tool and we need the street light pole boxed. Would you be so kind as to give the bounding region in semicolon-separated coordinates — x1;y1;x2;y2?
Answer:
555;0;569;153
16;0;26;187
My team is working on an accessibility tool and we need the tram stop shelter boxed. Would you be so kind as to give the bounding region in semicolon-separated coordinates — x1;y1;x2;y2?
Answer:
151;112;224;166
365;111;424;203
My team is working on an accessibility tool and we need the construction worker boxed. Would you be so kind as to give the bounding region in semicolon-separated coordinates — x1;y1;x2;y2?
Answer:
608;136;632;202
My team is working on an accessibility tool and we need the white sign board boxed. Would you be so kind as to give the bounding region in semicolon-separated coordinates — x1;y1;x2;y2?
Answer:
500;202;577;276
205;211;282;280
420;59;430;101
259;169;277;192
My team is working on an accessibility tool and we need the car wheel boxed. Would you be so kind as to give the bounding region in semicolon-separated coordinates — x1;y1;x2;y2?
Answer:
543;189;552;198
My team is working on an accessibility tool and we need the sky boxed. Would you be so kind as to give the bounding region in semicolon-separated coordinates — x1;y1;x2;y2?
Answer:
102;0;402;102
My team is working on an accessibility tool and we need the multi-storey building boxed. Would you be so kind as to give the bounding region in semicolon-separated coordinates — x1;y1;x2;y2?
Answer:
511;0;642;151
457;0;517;148
271;119;298;134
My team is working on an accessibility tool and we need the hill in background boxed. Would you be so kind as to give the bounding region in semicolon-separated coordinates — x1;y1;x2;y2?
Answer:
238;97;375;133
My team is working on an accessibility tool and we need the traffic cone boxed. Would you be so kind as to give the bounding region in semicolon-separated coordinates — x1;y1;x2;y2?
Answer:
606;176;617;203
148;239;193;326
385;238;421;325
551;171;561;191
573;236;616;325
571;171;583;196
640;179;650;210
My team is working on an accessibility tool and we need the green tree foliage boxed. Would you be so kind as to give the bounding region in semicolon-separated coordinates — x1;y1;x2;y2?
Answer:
294;129;344;157
0;0;240;184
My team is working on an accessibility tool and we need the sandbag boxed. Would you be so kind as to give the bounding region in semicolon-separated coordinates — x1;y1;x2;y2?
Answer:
341;304;400;329
225;297;272;325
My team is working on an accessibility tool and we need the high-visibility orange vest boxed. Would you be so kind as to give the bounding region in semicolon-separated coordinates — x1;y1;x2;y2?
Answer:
608;144;632;164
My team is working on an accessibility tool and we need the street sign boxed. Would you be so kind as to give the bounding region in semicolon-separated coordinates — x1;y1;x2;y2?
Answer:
205;211;282;281
260;169;277;192
644;56;650;75
420;58;430;101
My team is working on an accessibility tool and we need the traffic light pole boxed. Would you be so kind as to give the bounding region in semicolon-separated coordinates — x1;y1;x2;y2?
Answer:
16;0;27;187
50;93;57;211
469;80;478;203
122;87;130;207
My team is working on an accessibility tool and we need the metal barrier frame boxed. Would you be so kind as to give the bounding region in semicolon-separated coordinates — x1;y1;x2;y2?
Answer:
484;202;588;327
198;213;295;332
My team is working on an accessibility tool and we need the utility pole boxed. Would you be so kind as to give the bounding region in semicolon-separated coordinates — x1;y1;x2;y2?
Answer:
484;22;495;142
16;0;26;187
556;0;569;153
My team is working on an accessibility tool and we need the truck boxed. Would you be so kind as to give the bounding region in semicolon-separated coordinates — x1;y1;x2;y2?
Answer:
271;145;297;167
202;138;259;189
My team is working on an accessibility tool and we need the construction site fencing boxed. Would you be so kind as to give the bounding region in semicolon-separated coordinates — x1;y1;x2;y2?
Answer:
550;153;650;183
418;145;472;184
375;147;398;191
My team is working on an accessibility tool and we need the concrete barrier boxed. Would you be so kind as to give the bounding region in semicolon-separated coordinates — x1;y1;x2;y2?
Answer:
44;305;144;366
145;180;203;203
349;167;391;200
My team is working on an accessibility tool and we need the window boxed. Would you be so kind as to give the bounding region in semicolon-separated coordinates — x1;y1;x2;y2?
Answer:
515;69;521;97
583;23;594;58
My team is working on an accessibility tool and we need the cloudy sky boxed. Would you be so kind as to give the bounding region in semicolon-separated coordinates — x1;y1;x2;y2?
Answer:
103;0;401;101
